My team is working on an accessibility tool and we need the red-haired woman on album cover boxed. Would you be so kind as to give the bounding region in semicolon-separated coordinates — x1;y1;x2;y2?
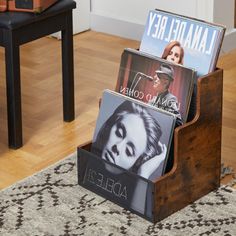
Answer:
162;40;184;65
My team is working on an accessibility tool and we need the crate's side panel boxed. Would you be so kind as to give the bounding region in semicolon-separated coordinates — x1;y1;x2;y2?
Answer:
152;69;223;222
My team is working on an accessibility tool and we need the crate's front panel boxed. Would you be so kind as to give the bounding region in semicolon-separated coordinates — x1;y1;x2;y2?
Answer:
77;148;154;221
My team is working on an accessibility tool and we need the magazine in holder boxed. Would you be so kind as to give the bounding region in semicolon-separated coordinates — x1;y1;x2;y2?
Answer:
77;68;223;223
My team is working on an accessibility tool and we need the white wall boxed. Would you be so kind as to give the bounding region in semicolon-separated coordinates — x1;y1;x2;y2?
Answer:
74;0;90;33
91;0;200;41
52;0;90;39
90;0;236;52
91;0;198;24
196;0;214;22
213;0;234;28
213;0;236;53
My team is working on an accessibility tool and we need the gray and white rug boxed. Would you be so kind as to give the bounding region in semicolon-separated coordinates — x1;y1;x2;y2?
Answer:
0;153;236;236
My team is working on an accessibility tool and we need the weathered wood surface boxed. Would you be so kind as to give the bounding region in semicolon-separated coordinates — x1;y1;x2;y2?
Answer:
153;69;223;222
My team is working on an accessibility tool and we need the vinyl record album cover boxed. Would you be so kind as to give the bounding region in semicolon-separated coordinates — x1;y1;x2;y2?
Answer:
140;9;225;77
115;48;196;125
91;89;176;181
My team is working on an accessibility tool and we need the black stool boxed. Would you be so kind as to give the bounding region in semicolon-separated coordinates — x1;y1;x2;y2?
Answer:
0;0;76;149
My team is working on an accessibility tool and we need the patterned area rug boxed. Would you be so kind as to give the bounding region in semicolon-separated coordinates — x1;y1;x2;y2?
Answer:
0;153;236;236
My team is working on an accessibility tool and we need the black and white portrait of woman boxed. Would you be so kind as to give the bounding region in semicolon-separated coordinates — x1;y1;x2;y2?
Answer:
92;90;175;180
90;90;175;215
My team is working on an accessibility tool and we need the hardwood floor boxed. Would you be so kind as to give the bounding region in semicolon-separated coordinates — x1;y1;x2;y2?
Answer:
0;31;235;189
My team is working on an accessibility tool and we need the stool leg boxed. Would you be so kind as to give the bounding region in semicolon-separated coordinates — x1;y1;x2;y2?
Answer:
61;11;75;122
5;31;23;149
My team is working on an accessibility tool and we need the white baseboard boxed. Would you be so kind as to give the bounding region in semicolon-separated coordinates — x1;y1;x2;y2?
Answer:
91;13;236;53
90;13;144;41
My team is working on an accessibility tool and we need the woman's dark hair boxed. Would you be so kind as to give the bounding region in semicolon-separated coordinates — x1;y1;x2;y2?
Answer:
93;100;162;173
162;40;184;64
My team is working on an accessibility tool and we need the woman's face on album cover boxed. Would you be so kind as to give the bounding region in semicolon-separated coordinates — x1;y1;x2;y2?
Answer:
101;113;147;170
166;45;181;64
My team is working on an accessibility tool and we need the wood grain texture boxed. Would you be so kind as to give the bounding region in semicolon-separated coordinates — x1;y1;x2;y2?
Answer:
8;0;59;13
218;49;236;187
152;70;223;222
0;31;235;191
0;31;139;189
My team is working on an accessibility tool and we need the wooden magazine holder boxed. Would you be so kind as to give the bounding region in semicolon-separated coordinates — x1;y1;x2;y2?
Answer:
77;68;223;222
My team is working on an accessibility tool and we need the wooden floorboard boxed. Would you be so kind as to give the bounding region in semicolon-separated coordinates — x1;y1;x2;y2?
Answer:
0;31;235;189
